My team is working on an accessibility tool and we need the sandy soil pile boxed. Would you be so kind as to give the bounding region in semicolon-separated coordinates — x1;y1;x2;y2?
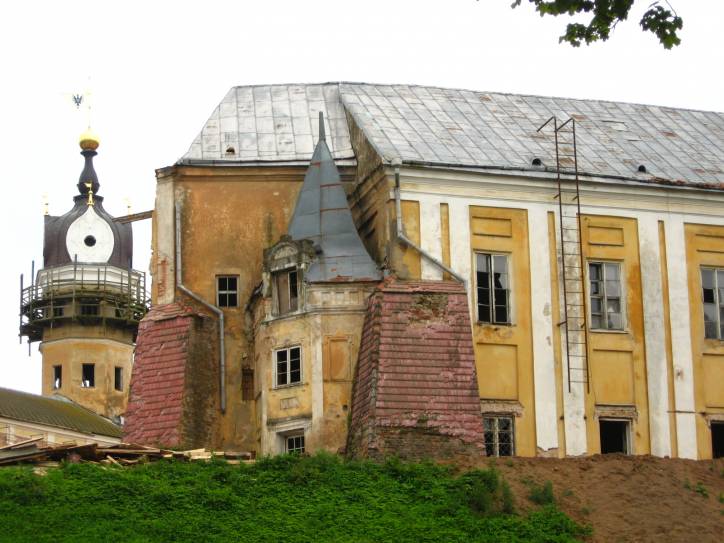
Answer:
479;454;723;542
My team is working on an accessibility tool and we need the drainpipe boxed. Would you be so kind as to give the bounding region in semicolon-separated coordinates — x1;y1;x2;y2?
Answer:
392;157;466;286
175;202;226;413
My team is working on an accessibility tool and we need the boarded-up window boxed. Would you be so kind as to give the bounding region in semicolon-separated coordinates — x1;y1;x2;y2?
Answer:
273;269;299;315
242;368;254;401
323;336;351;381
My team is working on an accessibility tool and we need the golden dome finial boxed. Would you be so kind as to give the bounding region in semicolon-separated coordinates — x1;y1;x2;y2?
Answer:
79;127;100;151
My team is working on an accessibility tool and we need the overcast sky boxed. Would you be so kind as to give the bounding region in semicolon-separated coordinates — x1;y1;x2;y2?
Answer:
1;0;722;394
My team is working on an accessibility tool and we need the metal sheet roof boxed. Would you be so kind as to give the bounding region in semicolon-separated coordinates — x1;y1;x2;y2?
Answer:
288;114;381;283
0;387;122;438
182;84;354;164
182;82;724;188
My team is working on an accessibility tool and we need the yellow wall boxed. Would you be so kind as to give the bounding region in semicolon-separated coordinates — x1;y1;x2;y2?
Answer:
684;223;724;459
580;215;650;454
469;205;536;456
40;325;133;420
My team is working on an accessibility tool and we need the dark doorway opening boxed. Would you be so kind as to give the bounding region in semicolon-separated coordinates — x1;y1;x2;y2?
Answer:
712;422;724;459
600;419;630;454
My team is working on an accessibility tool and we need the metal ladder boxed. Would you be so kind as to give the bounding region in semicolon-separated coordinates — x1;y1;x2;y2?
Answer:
538;116;590;393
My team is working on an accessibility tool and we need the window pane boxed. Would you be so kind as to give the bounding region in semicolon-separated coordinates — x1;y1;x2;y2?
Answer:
290;355;300;373
589;263;601;280
228;277;237;291
228;294;237;307
607;298;621;314
493;272;507;290
478;304;491;323
701;269;715;289
477;254;490;273
477;286;490;306
590;281;601;295
605;280;621;297
494;304;508;324
703;288;715;304
498;417;512;431
218;277;227;291
718;270;724;291
483;418;494;431
590;315;602;329
704;303;717;324
704;320;718;339
277;350;288;363
607;312;623;330
493;255;507;273
590;298;602;313
277;366;287;386
605;263;619;279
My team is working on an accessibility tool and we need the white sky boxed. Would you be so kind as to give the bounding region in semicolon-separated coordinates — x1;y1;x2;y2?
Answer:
1;0;722;394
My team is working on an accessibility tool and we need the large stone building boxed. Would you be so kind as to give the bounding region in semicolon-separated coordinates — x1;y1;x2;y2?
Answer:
126;83;724;460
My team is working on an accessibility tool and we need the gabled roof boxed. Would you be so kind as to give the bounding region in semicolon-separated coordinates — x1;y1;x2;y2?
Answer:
181;82;724;189
0;387;122;438
288;113;381;283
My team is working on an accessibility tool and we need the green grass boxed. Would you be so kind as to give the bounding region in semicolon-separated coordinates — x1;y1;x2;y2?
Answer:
0;453;590;543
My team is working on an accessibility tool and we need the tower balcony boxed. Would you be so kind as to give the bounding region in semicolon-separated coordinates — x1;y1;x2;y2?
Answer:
20;263;150;342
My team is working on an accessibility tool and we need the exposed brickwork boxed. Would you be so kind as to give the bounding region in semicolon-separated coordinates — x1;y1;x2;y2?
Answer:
124;302;220;448
347;279;485;461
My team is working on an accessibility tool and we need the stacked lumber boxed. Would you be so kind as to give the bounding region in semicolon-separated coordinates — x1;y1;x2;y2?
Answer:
0;439;254;467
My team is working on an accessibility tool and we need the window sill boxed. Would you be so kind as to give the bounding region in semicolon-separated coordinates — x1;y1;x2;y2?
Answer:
476;322;514;328
272;382;304;391
589;328;628;335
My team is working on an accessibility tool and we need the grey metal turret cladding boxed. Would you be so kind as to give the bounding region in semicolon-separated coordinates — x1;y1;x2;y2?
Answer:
288;113;381;282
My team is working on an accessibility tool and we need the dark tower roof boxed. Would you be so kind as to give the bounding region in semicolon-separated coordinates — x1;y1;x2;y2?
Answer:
288;113;381;282
43;140;133;268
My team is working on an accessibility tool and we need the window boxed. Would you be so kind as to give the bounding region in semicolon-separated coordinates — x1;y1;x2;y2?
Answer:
114;367;123;391
285;434;305;454
483;416;514;457
702;268;724;339
599;419;631;454
52;365;62;390
588;262;623;330
242;368;254;401
475;253;510;324
273;268;299;315
53;306;64;318
81;363;95;388
80;302;99;316
275;346;301;387
216;276;238;308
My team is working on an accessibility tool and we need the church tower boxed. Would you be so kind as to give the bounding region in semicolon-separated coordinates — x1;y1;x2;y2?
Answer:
19;131;148;421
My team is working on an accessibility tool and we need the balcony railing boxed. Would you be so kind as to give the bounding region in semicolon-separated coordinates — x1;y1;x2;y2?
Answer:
20;263;150;342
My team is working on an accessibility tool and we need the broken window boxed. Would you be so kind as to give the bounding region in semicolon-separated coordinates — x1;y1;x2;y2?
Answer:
275;346;301;387
273;268;299;315
476;253;510;324
701;268;724;339
286;434;305;454
588;262;623;330
216;276;239;308
712;422;724;459
483;416;514;457
242;368;254;401
599;419;630;454
52;365;62;390
114;367;123;391
81;363;95;388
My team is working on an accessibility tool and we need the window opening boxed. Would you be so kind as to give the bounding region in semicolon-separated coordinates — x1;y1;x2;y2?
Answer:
286;434;305;454
599;419;630;454
80;302;99;316
475;253;510;324
242;368;254;401
114;367;123;391
81;363;95;388
216;276;239;308
52;365;62;390
483;416;514;457
276;346;301;387
589;262;623;330
274;269;299;315
712;422;724;459
702;268;724;339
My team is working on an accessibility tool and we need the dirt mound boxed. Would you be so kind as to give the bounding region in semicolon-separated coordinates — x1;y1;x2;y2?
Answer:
479;454;723;542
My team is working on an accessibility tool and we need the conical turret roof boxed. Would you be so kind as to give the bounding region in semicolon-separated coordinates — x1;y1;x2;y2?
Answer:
288;113;380;282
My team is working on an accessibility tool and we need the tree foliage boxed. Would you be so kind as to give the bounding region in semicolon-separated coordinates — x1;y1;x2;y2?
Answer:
510;1;683;48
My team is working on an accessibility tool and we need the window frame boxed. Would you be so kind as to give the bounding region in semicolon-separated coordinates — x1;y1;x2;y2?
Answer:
587;261;625;331
216;275;239;308
482;415;515;457
598;418;632;455
474;252;512;325
285;433;305;454
272;267;300;316
274;345;302;389
81;363;95;388
701;267;724;340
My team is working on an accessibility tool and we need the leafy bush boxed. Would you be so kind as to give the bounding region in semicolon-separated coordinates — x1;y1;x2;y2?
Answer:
0;454;587;542
528;480;556;505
